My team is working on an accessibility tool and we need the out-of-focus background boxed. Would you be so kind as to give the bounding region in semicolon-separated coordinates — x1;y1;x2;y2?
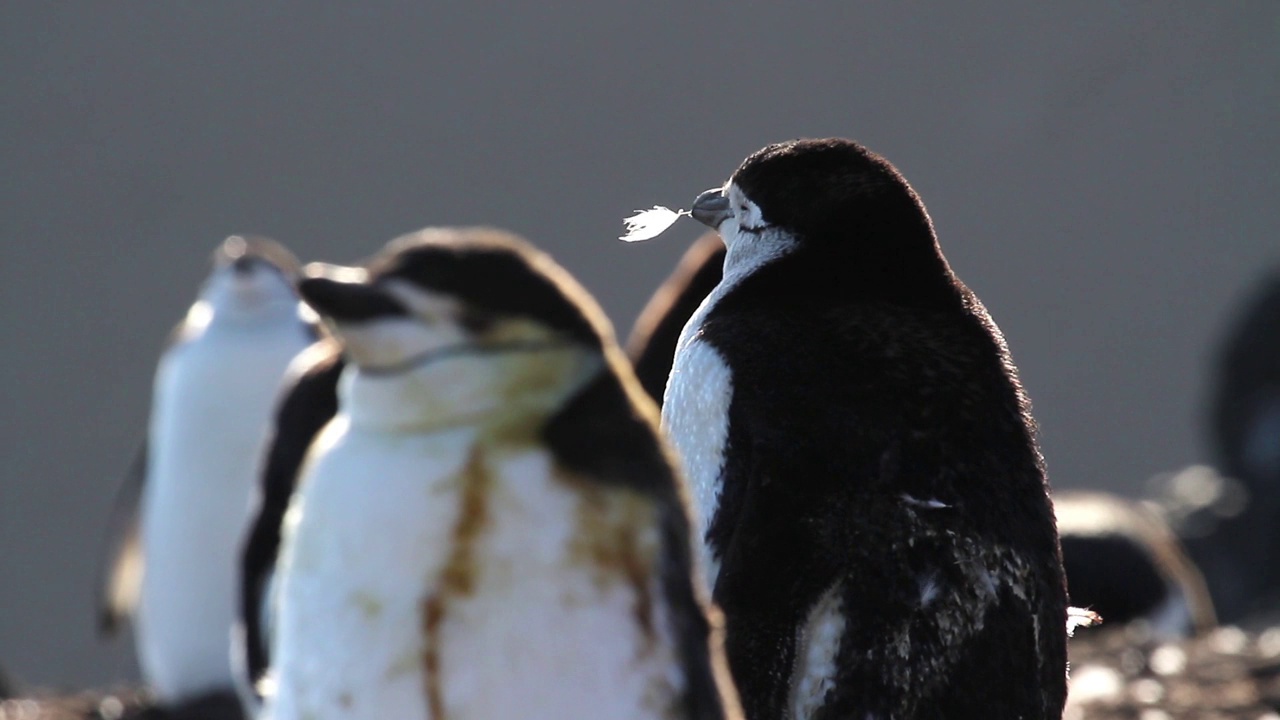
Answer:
1;1;1276;690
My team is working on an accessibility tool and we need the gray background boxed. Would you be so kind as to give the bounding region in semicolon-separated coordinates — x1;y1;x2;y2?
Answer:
2;1;1276;689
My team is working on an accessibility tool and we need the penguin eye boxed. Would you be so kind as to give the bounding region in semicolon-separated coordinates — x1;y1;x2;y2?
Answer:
458;308;496;335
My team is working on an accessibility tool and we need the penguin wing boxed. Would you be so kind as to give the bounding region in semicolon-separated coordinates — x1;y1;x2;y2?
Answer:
237;342;344;698
97;440;147;636
704;306;905;718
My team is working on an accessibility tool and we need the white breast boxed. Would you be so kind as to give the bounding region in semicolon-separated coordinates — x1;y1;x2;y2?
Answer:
265;420;471;720
137;320;310;701
661;222;796;589
265;430;685;720
662;332;732;588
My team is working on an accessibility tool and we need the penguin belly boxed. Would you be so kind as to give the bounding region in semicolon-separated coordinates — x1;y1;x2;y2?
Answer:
662;334;732;589
137;329;308;700
268;429;682;720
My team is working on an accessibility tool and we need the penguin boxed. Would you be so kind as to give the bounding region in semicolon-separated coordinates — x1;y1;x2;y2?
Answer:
1189;266;1280;623
98;235;317;704
260;227;741;720
626;232;725;406
646;138;1070;719
1055;490;1215;638
234;335;344;711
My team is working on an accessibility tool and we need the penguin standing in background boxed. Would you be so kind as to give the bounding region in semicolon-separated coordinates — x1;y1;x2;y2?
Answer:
1197;267;1280;623
641;139;1069;719
1055;490;1214;638
99;235;317;706
626;233;725;405
261;228;741;720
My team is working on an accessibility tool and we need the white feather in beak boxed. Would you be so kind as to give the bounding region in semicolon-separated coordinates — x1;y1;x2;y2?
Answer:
619;206;689;242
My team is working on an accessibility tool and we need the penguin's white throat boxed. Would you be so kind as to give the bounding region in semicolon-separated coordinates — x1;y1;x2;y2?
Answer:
340;334;603;434
717;184;799;285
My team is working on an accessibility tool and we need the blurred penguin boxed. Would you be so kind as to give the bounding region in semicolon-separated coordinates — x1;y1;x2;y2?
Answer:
235;335;344;712
258;228;740;720
99;236;317;705
1155;267;1280;624
1055;490;1215;639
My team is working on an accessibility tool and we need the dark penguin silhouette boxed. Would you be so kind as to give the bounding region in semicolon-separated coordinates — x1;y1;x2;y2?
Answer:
648;138;1069;719
1055;490;1215;638
626;232;725;404
1177;267;1280;624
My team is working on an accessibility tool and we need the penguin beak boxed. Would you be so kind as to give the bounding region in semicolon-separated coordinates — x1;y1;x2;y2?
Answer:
298;277;408;324
691;188;732;229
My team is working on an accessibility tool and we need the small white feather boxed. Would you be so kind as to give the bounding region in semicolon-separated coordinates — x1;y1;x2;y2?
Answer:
619;206;688;242
1066;606;1103;636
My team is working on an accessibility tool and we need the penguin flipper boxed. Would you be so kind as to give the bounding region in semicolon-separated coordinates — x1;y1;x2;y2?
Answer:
97;440;147;636
237;341;344;699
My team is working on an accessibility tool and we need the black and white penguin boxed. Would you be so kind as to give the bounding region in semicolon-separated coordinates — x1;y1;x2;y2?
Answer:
647;138;1070;719
98;236;317;704
626;232;725;406
1055;490;1215;638
258;227;741;720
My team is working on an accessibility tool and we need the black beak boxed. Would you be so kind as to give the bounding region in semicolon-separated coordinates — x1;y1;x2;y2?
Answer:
298;277;408;323
691;187;732;229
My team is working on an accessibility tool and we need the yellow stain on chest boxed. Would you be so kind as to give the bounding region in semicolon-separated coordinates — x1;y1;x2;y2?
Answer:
417;445;663;719
566;479;661;645
349;590;384;619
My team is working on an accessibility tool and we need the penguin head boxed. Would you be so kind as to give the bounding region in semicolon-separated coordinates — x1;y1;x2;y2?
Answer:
197;235;303;322
298;227;611;432
692;138;949;298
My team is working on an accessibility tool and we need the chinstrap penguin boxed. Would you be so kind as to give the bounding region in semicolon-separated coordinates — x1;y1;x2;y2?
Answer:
643;138;1070;719
98;235;317;704
260;228;741;720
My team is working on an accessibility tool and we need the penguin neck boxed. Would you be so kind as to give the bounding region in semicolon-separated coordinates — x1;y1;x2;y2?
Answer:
338;348;605;439
187;299;304;337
